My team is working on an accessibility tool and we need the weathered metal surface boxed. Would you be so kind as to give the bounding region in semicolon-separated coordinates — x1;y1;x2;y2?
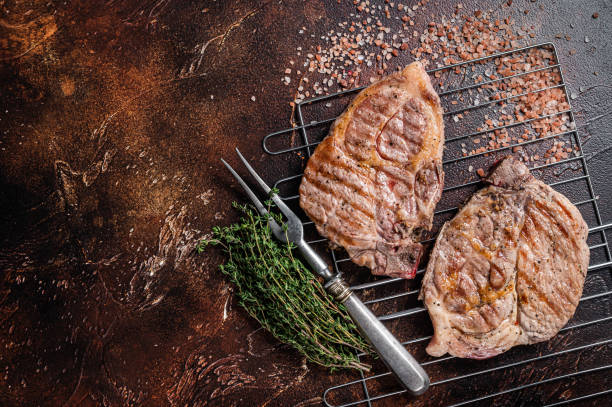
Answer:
0;0;610;405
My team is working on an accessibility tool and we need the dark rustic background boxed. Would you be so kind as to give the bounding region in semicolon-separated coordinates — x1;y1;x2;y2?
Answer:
0;0;610;406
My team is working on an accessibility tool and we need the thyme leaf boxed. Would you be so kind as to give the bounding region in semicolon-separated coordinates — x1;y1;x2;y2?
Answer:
198;201;372;371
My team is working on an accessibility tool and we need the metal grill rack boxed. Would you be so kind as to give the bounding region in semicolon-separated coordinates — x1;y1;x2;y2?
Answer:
262;43;612;406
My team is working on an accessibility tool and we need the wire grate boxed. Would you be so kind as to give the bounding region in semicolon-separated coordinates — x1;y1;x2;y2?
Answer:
262;43;612;406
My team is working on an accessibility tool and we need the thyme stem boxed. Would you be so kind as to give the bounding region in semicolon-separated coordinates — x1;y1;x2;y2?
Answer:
198;202;372;371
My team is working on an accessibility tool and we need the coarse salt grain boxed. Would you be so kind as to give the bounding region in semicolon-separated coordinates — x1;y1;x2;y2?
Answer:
280;0;563;169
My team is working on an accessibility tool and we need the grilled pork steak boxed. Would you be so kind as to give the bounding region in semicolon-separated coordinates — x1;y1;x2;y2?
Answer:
299;62;444;279
421;157;589;359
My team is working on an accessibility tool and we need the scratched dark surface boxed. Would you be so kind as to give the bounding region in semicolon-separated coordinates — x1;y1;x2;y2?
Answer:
0;0;611;406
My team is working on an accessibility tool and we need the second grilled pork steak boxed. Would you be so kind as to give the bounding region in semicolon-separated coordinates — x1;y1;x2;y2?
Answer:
299;62;444;279
421;157;589;359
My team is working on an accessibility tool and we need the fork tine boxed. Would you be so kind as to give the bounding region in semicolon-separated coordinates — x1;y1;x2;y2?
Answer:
234;149;272;194
220;158;283;237
234;148;301;224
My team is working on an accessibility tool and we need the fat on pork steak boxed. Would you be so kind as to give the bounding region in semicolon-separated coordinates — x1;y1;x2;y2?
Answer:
420;156;589;359
299;62;444;279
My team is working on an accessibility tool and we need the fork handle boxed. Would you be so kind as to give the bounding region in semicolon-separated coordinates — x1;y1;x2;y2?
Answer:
326;279;430;395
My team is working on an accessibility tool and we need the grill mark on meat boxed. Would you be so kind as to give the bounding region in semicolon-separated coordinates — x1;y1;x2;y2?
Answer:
519;220;534;241
532;199;571;241
537;200;578;262
345;122;379;161
301;195;372;237
302;147;377;222
458;232;494;261
306;152;372;193
307;175;372;209
516;267;563;318
345;95;398;162
300;62;444;279
422;157;589;358
526;212;548;238
308;179;374;219
421;86;439;107
302;203;374;248
308;145;370;180
553;194;579;223
376;100;427;164
479;302;504;329
313;206;370;236
302;176;374;220
517;215;576;310
377;165;414;183
521;212;580;313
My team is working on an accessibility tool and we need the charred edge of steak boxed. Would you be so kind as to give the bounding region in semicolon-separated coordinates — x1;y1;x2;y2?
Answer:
485;156;533;190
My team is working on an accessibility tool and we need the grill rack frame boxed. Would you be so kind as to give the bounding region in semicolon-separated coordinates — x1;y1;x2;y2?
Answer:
262;42;612;406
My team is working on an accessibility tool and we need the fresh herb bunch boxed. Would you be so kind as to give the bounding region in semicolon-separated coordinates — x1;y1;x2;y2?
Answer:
198;200;372;371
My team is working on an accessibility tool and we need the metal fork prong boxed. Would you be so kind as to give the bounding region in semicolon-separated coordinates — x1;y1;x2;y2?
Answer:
220;158;284;238
234;148;301;225
234;148;272;194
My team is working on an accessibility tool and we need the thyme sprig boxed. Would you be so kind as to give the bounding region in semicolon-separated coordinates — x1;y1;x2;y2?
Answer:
198;201;372;371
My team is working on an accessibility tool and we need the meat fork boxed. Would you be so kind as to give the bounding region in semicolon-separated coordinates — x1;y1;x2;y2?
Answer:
221;148;430;396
